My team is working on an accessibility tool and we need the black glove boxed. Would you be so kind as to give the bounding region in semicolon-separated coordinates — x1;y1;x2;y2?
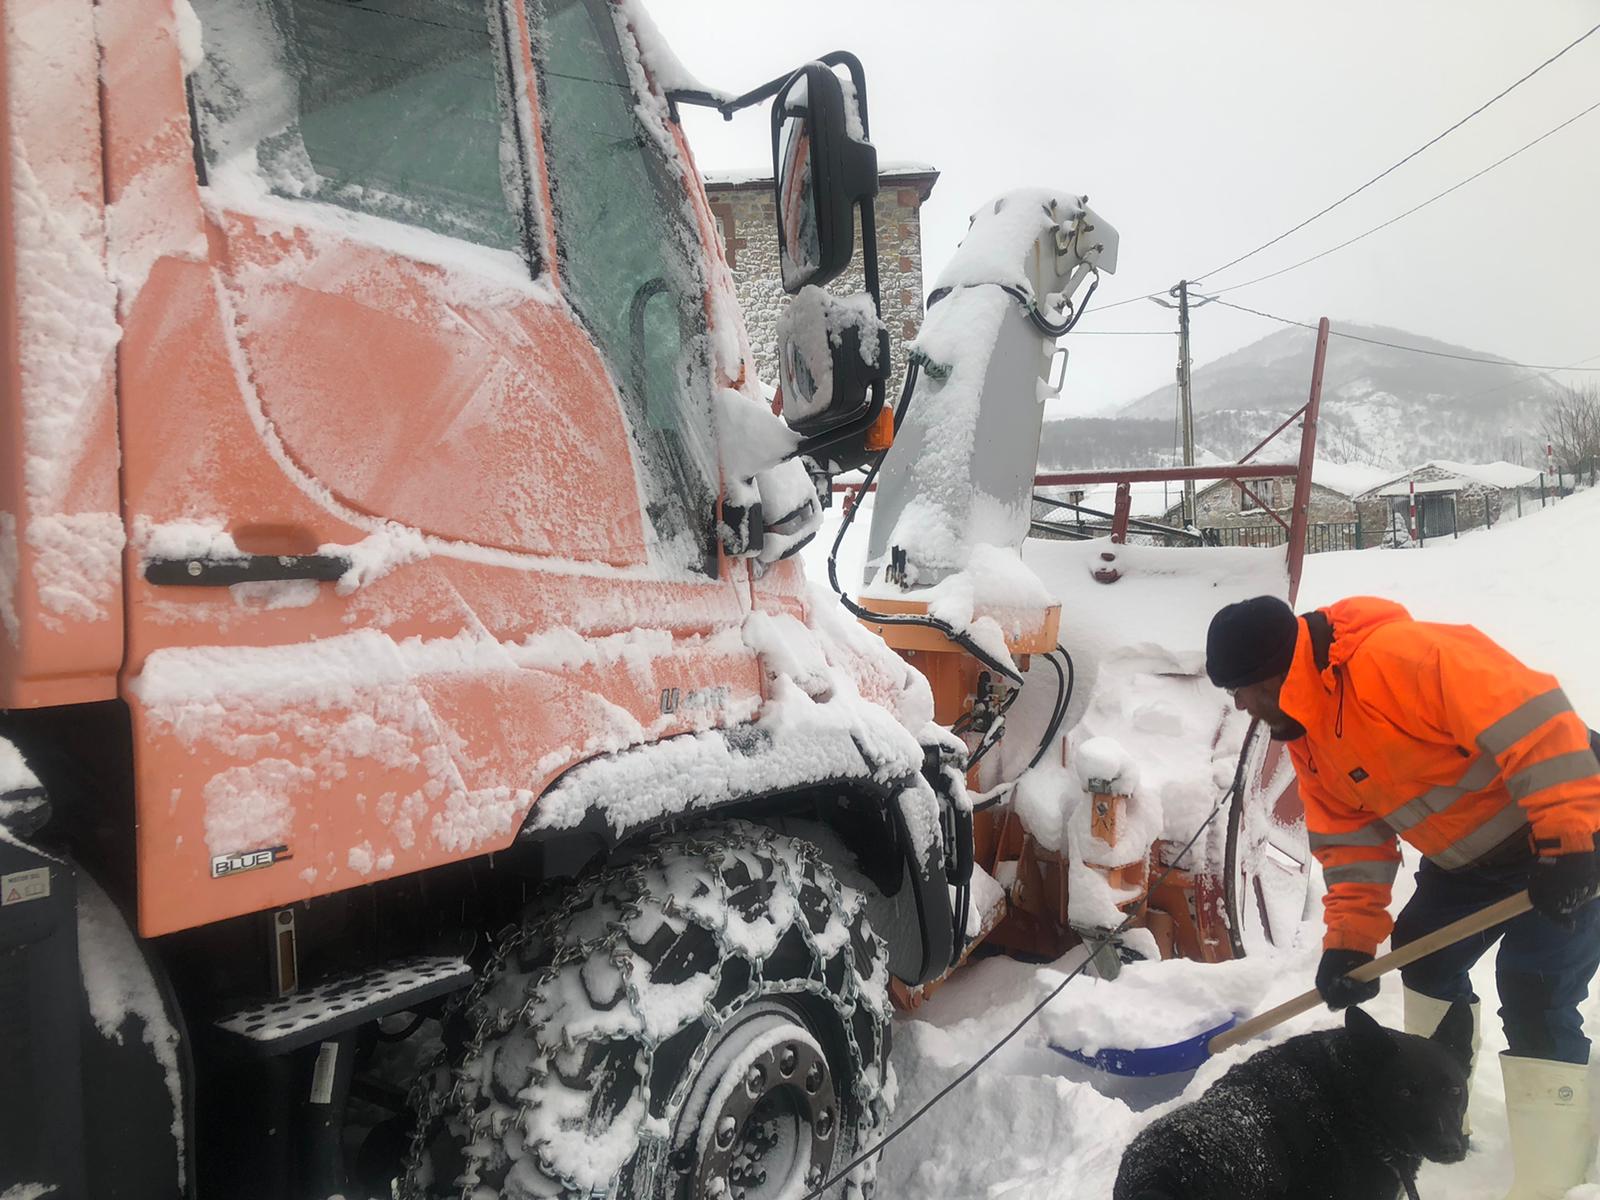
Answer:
1528;846;1600;927
1316;948;1380;1010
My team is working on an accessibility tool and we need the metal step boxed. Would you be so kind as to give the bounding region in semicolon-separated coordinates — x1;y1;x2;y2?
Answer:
214;955;471;1056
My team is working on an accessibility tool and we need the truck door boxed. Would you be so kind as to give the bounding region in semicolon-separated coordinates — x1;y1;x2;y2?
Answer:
108;0;760;936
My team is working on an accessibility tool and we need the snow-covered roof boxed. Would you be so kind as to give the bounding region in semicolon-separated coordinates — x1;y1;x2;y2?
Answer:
702;161;939;188
1436;460;1542;489
1311;460;1392;498
1372;460;1541;497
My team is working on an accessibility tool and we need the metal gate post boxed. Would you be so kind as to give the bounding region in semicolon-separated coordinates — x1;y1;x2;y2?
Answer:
1111;482;1132;544
1286;317;1329;603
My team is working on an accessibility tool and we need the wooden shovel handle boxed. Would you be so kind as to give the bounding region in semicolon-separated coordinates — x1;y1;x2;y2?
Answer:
1209;889;1533;1057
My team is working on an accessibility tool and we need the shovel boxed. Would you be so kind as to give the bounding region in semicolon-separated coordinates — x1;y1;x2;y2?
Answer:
1054;889;1534;1076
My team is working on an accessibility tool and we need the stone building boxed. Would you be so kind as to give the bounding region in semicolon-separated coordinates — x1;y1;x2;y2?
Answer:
703;162;939;390
1356;460;1543;545
1159;461;1378;551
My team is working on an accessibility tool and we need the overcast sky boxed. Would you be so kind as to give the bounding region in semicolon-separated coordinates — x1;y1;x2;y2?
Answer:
648;1;1600;416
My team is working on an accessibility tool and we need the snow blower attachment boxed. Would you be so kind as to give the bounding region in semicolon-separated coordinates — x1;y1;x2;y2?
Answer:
847;194;1334;1023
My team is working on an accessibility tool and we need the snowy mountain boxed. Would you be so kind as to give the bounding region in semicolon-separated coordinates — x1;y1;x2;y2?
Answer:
1043;324;1559;470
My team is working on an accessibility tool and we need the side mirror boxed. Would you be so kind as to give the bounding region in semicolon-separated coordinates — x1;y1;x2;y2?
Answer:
771;63;877;293
777;285;888;445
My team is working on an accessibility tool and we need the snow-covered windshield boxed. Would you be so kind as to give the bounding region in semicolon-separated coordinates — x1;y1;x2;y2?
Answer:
189;0;527;252
531;0;720;576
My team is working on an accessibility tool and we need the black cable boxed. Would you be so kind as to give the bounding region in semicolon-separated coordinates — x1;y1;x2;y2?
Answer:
1192;19;1600;282
1000;272;1100;339
963;685;1021;771
1025;646;1075;773
1211;298;1600;372
1209;97;1600;296
800;731;1255;1200
967;644;1074;808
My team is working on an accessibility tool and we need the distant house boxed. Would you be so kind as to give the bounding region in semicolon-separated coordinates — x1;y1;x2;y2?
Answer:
1156;460;1389;552
1029;460;1391;551
1356;460;1543;544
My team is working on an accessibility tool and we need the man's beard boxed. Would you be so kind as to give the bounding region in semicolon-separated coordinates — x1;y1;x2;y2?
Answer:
1269;716;1307;741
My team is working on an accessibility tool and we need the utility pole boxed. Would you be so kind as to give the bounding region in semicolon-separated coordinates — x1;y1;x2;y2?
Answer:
1151;281;1212;527
1176;280;1197;526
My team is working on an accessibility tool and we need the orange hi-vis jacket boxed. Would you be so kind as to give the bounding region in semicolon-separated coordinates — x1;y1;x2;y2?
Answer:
1280;597;1600;955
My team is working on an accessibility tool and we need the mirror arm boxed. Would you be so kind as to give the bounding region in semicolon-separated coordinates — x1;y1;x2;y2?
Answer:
858;191;881;310
670;50;871;125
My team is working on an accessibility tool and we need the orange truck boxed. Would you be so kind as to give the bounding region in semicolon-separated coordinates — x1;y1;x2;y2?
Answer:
0;1;962;1196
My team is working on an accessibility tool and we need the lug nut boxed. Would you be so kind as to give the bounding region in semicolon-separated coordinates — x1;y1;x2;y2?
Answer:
779;1046;799;1076
745;1063;767;1095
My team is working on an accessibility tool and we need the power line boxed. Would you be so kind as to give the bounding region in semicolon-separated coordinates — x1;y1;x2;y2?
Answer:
1211;298;1600;372
1453;349;1600;404
1192;18;1600;283
1209;97;1600;295
1070;329;1175;336
1087;290;1166;312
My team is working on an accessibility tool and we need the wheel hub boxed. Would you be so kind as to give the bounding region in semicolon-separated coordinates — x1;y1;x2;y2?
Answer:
685;1011;838;1200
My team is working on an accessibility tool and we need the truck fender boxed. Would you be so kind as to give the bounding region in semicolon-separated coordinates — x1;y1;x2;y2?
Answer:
515;724;961;986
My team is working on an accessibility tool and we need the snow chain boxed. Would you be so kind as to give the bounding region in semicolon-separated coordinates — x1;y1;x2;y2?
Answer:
399;823;891;1199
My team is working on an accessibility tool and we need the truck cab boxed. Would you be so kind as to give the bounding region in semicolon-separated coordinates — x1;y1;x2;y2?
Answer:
1;2;956;1195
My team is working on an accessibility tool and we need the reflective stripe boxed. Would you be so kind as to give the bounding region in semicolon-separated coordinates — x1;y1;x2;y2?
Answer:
1507;749;1600;803
1310;824;1396;851
1429;803;1530;870
1477;688;1574;757
1386;755;1501;832
1323;859;1401;887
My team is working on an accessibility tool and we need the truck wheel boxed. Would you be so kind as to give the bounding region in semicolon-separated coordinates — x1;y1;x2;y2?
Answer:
404;822;893;1199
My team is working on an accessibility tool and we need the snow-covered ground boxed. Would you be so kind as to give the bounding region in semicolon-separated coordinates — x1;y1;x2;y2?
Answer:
804;486;1600;1199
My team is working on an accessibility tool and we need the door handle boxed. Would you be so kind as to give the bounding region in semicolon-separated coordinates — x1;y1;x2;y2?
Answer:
143;554;350;587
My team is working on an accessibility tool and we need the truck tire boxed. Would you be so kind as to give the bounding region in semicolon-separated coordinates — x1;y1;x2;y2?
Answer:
405;822;893;1199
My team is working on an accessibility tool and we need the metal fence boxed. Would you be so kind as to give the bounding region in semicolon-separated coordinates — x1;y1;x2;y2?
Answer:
1202;521;1362;553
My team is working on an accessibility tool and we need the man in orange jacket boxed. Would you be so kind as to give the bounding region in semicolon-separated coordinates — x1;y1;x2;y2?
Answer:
1207;595;1600;1200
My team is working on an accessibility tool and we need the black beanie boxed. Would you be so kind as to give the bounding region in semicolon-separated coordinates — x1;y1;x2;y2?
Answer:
1206;595;1300;689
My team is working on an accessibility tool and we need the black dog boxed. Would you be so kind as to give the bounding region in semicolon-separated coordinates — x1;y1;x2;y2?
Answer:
1113;1002;1474;1200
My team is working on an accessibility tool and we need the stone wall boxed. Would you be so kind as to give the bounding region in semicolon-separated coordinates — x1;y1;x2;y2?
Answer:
1163;478;1358;531
704;165;938;392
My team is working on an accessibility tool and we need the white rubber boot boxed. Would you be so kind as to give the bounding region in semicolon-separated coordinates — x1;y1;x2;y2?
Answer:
1403;987;1480;1136
1500;1054;1595;1200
